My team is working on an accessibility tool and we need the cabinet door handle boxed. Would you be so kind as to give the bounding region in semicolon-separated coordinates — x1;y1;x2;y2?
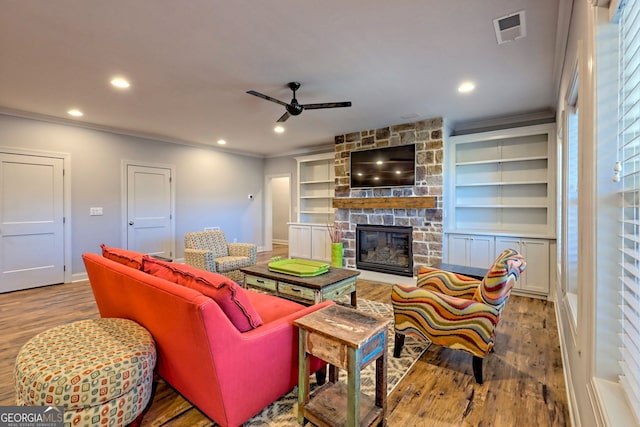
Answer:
257;279;264;284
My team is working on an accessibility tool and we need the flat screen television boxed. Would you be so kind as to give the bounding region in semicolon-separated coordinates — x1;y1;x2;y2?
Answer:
350;144;416;188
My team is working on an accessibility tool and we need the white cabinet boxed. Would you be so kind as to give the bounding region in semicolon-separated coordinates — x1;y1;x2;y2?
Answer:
289;224;312;259
447;234;495;268
495;237;549;296
296;153;335;224
311;225;332;261
288;223;331;262
447;124;556;237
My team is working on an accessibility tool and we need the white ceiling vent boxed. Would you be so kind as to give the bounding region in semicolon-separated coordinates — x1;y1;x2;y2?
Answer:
493;10;526;45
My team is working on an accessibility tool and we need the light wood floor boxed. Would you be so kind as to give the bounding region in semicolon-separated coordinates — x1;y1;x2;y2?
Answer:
0;245;570;426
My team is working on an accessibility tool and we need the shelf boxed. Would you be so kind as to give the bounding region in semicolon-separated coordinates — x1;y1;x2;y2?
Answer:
456;155;548;166
296;153;335;224
456;180;548;187
333;196;436;209
300;210;335;214
456;204;547;209
448;124;555;236
304;379;383;427
300;180;333;185
447;229;557;239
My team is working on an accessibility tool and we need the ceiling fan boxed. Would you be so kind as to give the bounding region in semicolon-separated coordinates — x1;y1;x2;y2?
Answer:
246;82;351;123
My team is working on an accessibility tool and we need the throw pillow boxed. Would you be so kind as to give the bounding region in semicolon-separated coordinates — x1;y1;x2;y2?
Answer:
100;244;144;270
141;256;263;331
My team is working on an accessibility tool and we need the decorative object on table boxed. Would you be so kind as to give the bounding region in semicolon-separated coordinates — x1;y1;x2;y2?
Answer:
327;222;343;268
267;258;329;277
391;248;526;384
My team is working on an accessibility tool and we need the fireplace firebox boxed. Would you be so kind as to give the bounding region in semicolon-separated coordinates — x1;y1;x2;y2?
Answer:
356;225;413;276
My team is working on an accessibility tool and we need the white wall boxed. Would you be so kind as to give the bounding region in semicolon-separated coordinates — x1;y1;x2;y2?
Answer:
271;177;290;242
0;113;264;276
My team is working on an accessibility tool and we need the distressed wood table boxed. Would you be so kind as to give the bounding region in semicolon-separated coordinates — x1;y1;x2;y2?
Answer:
294;304;390;427
241;263;360;307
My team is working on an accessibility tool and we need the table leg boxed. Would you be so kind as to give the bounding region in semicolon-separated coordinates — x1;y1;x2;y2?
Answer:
297;329;310;425
347;347;361;427
350;289;357;308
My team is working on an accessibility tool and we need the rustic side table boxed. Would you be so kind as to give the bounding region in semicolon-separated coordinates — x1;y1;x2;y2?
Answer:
294;304;390;427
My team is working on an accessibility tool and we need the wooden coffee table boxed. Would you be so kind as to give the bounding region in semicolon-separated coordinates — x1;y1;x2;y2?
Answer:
240;263;360;307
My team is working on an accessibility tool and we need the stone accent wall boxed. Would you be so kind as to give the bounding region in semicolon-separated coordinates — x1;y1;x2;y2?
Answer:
334;117;444;276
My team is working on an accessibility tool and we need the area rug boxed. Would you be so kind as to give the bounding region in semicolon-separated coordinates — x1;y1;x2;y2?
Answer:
237;298;429;426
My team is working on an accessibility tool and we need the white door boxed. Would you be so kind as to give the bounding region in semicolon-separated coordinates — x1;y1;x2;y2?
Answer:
0;153;64;292
126;165;173;259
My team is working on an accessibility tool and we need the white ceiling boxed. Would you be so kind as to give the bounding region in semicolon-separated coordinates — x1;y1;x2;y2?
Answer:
0;1;564;157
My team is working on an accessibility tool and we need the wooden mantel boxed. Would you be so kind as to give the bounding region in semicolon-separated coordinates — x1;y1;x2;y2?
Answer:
332;196;436;209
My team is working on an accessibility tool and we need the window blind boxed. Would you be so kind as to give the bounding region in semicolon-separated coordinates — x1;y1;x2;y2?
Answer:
618;0;640;421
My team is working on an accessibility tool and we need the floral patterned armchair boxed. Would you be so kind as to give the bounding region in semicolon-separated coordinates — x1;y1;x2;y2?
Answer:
391;249;526;383
184;230;257;283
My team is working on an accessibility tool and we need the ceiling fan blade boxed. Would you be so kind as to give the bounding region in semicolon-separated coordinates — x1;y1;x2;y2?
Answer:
246;90;289;107
301;101;352;110
276;111;290;122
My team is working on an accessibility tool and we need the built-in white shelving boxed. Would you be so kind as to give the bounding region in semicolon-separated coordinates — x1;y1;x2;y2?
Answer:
445;123;557;298
447;123;556;238
289;152;335;261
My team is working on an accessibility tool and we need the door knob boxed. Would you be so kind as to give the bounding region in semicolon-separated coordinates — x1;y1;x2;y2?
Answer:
129;221;134;225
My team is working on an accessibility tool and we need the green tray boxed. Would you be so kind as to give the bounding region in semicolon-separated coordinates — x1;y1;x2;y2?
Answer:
268;259;330;277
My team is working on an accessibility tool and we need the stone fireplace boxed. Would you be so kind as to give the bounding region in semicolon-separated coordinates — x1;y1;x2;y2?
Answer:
356;225;413;276
333;117;444;277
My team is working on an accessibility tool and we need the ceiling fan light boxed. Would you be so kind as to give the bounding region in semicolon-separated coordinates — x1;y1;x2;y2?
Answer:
274;126;285;133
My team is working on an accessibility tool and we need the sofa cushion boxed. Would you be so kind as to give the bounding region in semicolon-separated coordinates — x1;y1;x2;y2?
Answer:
141;256;263;331
245;291;306;324
100;244;144;270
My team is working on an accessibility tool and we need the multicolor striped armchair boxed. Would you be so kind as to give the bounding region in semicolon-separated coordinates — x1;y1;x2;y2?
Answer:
391;249;526;384
184;230;257;283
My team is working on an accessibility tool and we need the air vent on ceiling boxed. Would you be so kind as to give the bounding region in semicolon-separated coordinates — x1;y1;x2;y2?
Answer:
493;10;526;45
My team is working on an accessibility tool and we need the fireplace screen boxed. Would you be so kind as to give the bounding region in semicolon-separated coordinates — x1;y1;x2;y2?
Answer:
356;225;413;276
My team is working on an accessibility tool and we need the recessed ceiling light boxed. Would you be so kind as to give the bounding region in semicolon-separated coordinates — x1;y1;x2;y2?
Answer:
67;109;83;117
217;139;227;145
110;77;130;89
458;82;476;93
274;126;285;134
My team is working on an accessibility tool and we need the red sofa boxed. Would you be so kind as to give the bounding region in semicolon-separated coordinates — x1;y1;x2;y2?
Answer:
83;251;331;427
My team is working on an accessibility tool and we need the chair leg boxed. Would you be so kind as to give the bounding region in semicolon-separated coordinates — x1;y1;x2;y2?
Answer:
472;356;484;384
393;333;405;358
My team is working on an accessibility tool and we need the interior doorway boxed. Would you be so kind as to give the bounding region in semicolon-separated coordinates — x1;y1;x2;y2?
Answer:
264;174;290;252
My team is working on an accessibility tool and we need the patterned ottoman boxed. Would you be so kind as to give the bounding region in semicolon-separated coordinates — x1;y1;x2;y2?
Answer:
15;318;156;427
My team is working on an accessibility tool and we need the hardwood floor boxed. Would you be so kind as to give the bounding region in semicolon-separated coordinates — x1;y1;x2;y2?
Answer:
0;245;570;426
